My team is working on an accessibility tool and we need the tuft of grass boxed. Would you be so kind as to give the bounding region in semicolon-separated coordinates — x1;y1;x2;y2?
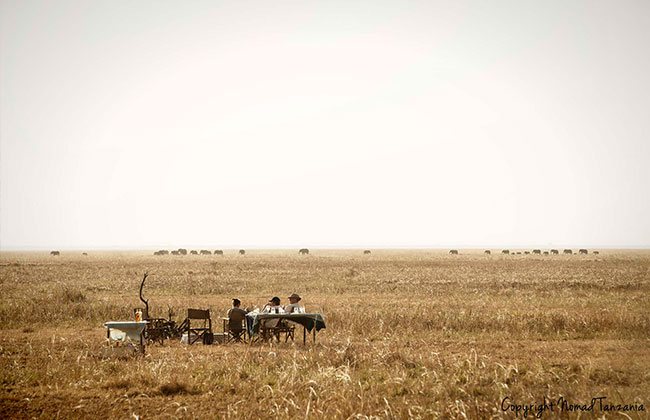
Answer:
103;378;132;390
158;379;196;395
58;286;86;303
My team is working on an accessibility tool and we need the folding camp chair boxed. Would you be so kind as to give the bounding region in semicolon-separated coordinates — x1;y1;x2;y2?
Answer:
277;321;295;342
258;319;295;343
225;317;247;343
187;308;213;344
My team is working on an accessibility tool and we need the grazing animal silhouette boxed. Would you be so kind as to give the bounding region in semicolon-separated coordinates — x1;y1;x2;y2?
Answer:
516;252;522;255
532;249;541;255
82;252;88;256
484;250;491;255
551;249;559;255
449;250;459;255
200;250;211;255
239;249;246;255
579;249;588;254
171;250;180;255
563;249;573;254
363;250;372;255
214;250;224;255
543;251;549;255
153;251;161;256
178;248;188;255
593;251;600;255
190;250;198;255
502;250;510;254
524;251;530;255
299;248;309;255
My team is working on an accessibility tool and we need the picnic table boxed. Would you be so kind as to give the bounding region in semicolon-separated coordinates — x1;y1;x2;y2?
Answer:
246;313;326;344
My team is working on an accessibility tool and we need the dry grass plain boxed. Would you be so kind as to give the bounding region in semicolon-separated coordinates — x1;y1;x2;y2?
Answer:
1;249;649;419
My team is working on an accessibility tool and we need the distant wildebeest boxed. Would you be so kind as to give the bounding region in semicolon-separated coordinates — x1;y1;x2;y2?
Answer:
449;250;458;255
239;249;245;255
171;250;180;255
200;250;211;255
190;250;199;255
551;249;559;255
82;252;88;256
543;251;549;255
593;251;600;255
178;248;188;255
484;250;491;255
153;251;161;256
516;252;522;255
563;249;573;254
50;251;60;256
299;248;309;255
532;249;541;255
502;250;510;254
579;249;588;255
524;251;530;255
214;250;224;256
363;250;371;255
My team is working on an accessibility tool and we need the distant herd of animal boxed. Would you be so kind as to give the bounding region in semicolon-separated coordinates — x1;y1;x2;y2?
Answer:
449;249;599;255
152;248;316;256
48;248;599;256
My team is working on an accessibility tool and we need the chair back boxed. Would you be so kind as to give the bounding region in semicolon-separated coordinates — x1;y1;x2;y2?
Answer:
188;308;210;320
185;308;212;345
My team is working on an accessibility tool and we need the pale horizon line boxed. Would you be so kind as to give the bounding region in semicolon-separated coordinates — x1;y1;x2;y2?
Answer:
2;245;649;252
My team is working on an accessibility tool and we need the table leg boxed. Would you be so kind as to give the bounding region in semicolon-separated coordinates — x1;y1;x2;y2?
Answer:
303;325;306;345
313;319;316;344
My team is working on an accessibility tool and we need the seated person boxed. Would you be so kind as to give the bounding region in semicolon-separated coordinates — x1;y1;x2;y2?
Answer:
227;299;248;333
260;296;282;330
284;293;302;313
261;296;282;314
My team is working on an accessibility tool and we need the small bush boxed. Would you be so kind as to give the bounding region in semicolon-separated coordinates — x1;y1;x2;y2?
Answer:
159;380;194;395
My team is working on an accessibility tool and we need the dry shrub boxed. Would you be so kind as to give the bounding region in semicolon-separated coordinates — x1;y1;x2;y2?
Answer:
56;286;86;303
103;378;131;390
158;379;198;395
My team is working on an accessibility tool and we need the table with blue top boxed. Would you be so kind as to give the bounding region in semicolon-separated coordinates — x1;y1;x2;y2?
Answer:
246;313;326;344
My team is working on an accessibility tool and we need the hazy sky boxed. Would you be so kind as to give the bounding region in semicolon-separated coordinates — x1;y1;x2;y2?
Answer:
1;0;649;250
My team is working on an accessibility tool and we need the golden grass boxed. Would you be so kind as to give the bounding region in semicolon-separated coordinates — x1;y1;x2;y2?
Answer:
1;250;649;419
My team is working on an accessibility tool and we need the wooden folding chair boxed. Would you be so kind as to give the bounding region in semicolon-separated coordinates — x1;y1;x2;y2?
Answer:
226;318;247;343
187;308;213;344
277;322;295;342
259;319;295;343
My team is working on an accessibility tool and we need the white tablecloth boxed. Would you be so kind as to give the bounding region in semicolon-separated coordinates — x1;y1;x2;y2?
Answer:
104;321;147;343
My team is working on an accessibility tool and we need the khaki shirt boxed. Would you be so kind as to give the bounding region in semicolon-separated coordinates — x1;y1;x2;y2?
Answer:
284;302;301;313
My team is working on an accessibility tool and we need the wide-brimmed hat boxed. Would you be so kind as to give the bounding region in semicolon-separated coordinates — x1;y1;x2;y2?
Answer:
269;296;280;305
288;293;301;301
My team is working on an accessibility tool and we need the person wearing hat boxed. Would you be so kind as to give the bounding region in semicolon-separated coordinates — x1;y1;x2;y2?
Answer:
284;293;302;313
260;296;282;329
262;296;282;313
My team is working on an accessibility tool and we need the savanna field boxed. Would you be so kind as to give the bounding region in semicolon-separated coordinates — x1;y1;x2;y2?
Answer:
0;250;649;419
